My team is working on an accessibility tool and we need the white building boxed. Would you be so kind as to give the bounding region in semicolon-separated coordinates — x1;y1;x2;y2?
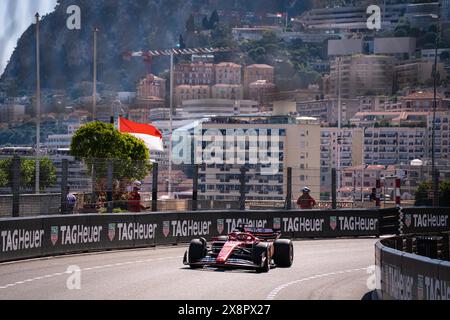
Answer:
180;99;259;120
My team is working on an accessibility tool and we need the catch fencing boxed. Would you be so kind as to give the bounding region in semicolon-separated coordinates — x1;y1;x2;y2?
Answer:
0;155;429;217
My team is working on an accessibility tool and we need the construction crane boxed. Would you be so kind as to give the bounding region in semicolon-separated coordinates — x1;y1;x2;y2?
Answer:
123;46;231;77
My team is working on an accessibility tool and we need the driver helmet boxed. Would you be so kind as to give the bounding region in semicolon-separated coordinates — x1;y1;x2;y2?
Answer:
302;187;311;193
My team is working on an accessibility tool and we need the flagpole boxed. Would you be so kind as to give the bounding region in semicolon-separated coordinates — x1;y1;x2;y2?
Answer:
35;13;41;194
168;51;174;199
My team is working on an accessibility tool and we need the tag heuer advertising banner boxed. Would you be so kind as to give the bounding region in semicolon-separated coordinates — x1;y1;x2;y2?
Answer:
0;208;445;263
401;207;450;234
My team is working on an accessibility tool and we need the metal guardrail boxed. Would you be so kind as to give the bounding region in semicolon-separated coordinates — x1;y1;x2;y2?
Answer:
375;232;450;300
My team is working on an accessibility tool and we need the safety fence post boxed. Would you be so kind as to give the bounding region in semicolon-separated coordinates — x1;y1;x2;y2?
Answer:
375;172;381;208
331;168;337;209
107;160;113;213
239;166;247;210
433;169;440;207
192;164;199;211
152;162;158;212
12;155;20;217
285;167;292;210
395;178;401;207
61;158;69;215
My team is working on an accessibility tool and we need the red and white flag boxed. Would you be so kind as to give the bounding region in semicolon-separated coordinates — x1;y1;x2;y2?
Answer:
118;117;164;152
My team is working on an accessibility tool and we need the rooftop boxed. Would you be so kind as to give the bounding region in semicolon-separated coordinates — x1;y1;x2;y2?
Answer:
401;91;444;100
215;62;241;68
246;64;274;69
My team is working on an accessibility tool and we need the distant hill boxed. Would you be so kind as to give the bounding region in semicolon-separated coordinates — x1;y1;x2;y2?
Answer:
0;0;314;94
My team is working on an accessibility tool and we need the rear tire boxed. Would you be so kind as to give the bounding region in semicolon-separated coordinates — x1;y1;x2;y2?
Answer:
188;239;207;269
273;239;294;268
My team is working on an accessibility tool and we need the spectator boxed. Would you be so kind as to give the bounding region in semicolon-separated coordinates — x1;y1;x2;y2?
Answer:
66;187;77;214
297;187;316;209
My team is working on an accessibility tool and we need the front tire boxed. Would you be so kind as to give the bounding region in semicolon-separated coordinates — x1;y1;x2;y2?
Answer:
253;243;270;273
187;239;207;269
273;239;294;268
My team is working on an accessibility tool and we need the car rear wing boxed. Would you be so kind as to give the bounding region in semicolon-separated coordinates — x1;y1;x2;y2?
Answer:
235;225;281;240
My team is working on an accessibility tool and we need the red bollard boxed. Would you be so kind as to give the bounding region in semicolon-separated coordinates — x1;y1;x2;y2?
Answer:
395;178;401;207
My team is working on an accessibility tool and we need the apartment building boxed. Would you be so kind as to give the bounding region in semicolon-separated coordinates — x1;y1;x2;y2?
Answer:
232;26;283;42
421;48;450;62
174;62;215;86
296;98;360;126
319;128;363;198
426;112;450;160
211;84;243;100
363;127;427;166
357;96;401;112
174;85;211;106
215;62;242;85
327;38;363;57
394;61;446;91
180;99;258;119
136;74;166;101
329;55;395;99
243;64;275;98
298;3;407;32
248;80;277;106
350;111;428;127
399;91;447;112
0;103;26;123
196;115;321;201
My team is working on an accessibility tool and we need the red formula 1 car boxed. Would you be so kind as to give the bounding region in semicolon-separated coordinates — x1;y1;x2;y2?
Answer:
183;226;294;272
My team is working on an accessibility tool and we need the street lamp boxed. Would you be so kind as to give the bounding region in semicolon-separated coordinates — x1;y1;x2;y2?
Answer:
361;127;368;202
35;13;41;194
93;27;99;121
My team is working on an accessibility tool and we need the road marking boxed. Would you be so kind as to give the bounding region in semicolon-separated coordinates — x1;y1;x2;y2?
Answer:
0;256;182;290
265;267;368;300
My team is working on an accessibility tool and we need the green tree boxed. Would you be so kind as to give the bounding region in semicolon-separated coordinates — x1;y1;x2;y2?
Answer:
440;51;450;62
415;181;432;206
70;121;152;182
186;14;196;34
209;9;219;30
0;157;56;191
439;181;450;207
202;16;209;30
415;180;450;207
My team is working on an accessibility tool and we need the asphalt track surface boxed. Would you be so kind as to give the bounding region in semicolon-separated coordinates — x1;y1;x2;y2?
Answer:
0;238;378;300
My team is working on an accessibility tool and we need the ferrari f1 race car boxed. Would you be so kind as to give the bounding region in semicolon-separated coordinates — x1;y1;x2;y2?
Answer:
183;226;294;272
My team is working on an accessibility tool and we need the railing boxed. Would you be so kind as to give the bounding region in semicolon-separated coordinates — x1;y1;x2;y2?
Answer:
375;232;450;300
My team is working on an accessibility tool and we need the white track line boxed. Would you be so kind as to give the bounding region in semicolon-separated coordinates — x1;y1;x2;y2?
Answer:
0;256;182;290
265;267;368;300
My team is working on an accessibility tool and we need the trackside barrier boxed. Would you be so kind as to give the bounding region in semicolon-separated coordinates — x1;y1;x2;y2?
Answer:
375;233;450;300
0;207;449;264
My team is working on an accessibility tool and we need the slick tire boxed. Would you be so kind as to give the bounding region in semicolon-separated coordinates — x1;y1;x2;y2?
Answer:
188;239;207;269
273;239;294;268
253;243;270;273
